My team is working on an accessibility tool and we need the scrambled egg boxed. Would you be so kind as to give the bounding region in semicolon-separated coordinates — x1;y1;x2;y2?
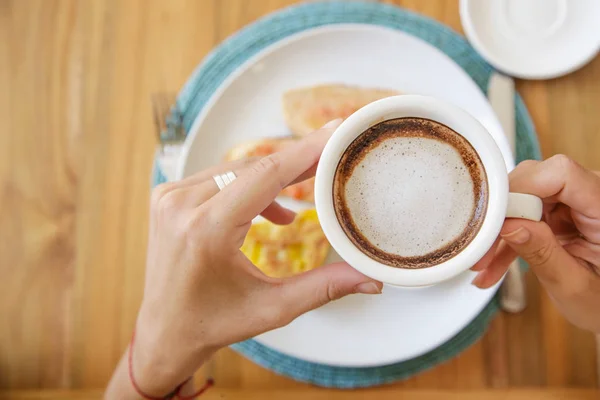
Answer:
241;209;329;278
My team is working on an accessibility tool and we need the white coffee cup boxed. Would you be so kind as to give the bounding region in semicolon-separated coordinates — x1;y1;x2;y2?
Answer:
314;95;543;287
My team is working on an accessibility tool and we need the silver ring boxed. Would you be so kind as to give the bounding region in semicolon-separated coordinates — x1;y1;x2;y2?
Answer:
213;171;237;191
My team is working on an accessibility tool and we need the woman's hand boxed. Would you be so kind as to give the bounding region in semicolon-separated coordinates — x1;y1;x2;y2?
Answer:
472;155;600;333
106;120;382;399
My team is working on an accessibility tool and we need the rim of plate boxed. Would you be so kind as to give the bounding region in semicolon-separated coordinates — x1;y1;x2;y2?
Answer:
176;23;514;179
175;23;504;366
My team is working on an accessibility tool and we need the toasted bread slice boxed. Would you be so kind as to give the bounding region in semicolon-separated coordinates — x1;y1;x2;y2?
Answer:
223;138;296;161
283;84;400;136
224;137;315;202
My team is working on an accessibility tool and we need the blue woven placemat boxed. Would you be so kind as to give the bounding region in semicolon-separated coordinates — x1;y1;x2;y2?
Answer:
152;0;541;389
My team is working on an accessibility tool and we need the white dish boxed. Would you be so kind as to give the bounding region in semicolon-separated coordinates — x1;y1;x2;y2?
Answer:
178;24;510;367
460;0;600;80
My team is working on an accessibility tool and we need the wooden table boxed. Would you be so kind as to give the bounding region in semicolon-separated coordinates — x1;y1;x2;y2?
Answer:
1;388;599;400
1;0;599;396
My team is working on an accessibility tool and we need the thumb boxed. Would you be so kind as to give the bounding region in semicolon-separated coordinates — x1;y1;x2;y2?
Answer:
500;219;581;288
275;262;382;322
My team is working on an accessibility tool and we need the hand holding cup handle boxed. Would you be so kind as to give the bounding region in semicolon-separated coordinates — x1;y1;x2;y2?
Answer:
472;155;600;334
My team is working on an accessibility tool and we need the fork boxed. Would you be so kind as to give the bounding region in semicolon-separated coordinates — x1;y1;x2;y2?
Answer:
152;92;187;181
152;92;186;146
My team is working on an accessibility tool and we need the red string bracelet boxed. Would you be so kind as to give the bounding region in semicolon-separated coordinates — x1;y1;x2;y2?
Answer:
176;377;214;400
128;329;214;399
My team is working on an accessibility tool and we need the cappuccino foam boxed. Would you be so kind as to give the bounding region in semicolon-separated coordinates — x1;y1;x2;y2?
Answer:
333;118;488;269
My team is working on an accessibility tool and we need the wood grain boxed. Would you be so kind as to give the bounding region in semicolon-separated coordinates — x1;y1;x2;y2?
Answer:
0;0;598;392
1;388;600;400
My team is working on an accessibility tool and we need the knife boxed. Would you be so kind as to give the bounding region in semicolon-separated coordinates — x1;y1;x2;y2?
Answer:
488;73;527;313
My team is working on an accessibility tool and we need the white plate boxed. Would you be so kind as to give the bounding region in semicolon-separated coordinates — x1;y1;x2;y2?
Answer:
178;24;510;367
460;0;600;80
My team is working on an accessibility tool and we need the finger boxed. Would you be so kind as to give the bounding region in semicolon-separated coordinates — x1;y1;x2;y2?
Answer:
260;201;296;225
180;138;319;190
170;180;221;208
172;157;260;189
510;155;600;219
509;159;539;179
499;218;586;291
176;379;196;398
268;262;383;326
186;155;319;208
471;237;501;272
289;163;319;187
178;156;301;207
158;160;260;209
173;177;296;224
472;240;518;288
544;203;578;237
174;173;252;208
563;238;600;275
206;119;343;225
198;161;319;206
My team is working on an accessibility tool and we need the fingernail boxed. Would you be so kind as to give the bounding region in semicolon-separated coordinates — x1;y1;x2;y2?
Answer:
320;118;343;129
355;282;382;295
470;263;485;272
471;273;485;288
501;227;530;244
282;206;296;218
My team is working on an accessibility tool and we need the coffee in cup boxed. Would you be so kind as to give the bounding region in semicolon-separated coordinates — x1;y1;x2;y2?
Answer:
333;117;488;269
314;95;542;287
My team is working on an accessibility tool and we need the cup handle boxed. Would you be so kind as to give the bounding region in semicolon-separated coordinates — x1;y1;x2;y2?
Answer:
506;193;543;221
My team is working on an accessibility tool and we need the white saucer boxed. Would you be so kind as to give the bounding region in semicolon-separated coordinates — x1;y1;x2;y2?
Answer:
460;0;600;79
178;24;507;367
